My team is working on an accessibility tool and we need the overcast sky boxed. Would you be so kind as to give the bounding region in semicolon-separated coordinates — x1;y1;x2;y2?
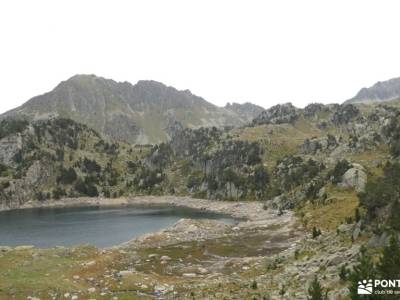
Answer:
1;0;400;113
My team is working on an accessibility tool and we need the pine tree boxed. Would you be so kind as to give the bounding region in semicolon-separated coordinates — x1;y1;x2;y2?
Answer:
355;207;361;223
348;245;376;300
339;265;348;281
307;276;328;300
377;235;400;280
312;227;321;238
251;280;258;289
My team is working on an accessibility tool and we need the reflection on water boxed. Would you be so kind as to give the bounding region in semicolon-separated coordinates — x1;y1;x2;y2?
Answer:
0;205;235;248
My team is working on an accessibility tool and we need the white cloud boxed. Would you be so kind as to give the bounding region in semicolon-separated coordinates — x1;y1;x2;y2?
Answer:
0;0;399;113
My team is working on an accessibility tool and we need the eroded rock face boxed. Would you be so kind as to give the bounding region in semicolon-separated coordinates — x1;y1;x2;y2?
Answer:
300;135;338;155
339;163;367;192
104;114;142;143
252;103;299;125
331;104;360;126
3;160;55;209
0;134;22;166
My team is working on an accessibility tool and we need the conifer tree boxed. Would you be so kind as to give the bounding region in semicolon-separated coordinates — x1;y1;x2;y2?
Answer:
307;276;328;300
348;246;376;300
377;235;400;280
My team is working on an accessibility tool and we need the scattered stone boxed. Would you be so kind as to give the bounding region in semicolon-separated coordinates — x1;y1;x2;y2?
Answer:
81;260;95;267
15;245;35;251
0;246;12;253
154;284;168;294
118;270;134;277
197;267;208;274
326;254;344;266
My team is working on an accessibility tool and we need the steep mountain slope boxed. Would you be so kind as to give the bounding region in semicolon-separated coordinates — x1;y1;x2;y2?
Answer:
345;76;400;104
2;75;249;144
0;118;148;209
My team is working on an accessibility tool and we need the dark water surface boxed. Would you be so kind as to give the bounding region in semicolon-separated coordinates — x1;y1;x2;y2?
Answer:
0;205;235;248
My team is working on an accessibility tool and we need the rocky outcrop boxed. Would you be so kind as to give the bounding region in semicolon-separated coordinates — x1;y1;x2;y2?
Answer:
300;134;338;155
331;104;360;126
2;160;55;209
252;103;299;125
273;156;325;192
303;103;329;118
0;134;23;166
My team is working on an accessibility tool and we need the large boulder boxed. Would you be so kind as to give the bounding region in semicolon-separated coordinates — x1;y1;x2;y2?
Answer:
339;163;367;192
268;194;294;210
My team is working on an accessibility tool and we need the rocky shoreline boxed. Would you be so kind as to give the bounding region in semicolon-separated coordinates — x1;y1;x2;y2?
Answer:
1;195;302;251
2;195;283;222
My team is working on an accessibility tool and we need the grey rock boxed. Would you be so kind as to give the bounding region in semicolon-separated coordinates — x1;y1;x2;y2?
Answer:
368;232;391;248
0;134;22;166
326;254;345;266
352;221;362;241
339;164;367;192
317;187;326;199
300;135;338;155
117;270;134;277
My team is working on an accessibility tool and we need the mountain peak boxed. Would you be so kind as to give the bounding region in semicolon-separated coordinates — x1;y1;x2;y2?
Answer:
345;76;400;104
135;79;166;87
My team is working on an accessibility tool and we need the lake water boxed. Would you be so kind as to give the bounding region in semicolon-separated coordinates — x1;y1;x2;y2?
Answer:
0;206;235;248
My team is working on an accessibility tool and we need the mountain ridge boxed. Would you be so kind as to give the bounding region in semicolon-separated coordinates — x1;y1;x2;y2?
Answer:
345;76;400;104
2;74;264;144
